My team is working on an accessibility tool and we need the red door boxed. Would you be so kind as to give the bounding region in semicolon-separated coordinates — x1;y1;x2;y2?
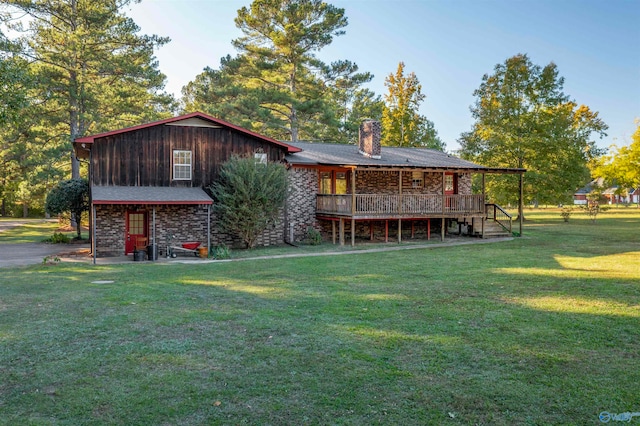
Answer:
125;211;147;254
445;173;457;209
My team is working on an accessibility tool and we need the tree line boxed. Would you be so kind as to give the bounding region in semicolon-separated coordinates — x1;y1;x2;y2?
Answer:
1;0;635;217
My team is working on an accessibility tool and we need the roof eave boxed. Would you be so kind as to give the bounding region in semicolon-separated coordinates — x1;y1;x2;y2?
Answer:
74;112;302;154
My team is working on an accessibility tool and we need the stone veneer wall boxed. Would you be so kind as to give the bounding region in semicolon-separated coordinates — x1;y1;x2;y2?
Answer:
285;167;319;242
94;172;473;256
95;202;286;257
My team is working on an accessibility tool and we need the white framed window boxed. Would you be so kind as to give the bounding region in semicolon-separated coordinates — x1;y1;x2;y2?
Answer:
412;171;424;188
173;150;192;180
254;152;267;164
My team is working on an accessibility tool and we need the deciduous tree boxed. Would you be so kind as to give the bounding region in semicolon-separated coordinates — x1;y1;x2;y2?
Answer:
458;54;607;206
381;62;443;150
45;178;89;239
593;123;640;206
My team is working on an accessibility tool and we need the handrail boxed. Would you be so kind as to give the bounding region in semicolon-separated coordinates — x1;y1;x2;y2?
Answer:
316;194;485;216
485;203;512;234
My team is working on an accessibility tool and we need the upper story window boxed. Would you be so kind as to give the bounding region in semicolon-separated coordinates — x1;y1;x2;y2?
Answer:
254;152;267;164
320;170;349;194
335;172;347;194
173;150;192;180
445;173;456;193
411;171;424;188
320;172;332;194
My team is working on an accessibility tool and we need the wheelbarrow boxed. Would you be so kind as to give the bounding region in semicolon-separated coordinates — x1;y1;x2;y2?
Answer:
167;241;201;258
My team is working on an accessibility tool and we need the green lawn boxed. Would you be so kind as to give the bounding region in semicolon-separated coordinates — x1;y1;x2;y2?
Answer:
1;209;638;425
0;218;88;244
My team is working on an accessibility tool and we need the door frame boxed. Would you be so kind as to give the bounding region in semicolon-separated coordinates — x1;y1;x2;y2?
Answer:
125;210;148;254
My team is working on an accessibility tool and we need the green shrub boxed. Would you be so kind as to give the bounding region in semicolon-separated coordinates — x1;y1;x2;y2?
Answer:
304;227;323;245
44;232;70;244
212;244;230;260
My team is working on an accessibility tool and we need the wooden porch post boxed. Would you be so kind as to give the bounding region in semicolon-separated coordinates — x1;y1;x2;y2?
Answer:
482;173;486;238
351;167;356;216
519;172;524;236
441;171;446;241
369;222;374;241
339;218;345;246
427;218;431;240
398;170;402;244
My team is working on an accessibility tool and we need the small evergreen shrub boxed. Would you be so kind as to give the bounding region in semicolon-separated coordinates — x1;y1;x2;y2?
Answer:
213;244;230;260
305;227;323;245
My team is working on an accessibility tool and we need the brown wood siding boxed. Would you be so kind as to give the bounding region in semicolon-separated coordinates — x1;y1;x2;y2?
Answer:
90;125;287;188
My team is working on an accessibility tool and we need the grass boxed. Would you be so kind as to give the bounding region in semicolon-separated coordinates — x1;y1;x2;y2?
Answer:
1;208;639;425
0;219;88;244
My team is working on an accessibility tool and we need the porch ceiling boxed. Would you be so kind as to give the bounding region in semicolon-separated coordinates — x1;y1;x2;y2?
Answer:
91;186;213;205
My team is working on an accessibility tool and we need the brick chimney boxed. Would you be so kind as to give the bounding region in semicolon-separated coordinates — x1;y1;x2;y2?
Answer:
358;120;381;159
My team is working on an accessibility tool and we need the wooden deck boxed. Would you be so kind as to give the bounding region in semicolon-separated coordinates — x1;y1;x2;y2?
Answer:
316;193;486;219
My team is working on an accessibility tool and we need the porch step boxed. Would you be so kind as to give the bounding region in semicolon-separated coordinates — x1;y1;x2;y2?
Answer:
481;220;511;238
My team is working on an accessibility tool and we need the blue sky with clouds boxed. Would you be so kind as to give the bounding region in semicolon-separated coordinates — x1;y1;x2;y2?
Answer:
129;0;640;152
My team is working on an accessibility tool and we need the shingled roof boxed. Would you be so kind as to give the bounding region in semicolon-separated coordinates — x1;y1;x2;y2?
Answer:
285;142;523;173
92;186;213;205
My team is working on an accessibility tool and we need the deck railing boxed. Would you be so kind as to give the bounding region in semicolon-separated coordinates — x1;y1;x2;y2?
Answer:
316;194;485;217
486;203;513;233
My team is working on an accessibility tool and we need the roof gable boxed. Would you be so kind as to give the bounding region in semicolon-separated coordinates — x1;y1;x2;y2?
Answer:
74;112;301;153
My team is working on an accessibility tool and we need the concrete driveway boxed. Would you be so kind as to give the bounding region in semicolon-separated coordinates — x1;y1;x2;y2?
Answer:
0;243;81;268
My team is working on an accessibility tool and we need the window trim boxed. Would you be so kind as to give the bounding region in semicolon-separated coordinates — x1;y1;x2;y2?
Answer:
254;152;267;165
411;171;424;189
173;150;192;181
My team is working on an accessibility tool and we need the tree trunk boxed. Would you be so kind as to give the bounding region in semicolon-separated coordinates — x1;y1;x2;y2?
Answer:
22;203;28;218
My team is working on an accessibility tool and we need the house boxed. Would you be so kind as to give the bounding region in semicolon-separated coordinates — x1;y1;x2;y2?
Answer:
574;178;638;205
574;177;604;205
74;112;525;259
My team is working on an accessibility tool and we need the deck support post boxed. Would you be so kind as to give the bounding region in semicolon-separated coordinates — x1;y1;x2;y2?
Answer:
332;220;336;244
351;218;355;247
339;218;345;246
369;222;374;241
441;218;445;241
385;220;389;243
427;218;431;240
411;221;415;238
398;219;402;243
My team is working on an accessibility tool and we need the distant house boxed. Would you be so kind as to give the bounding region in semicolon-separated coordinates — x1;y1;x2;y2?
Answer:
74;112;525;258
574;178;638;205
574;178;604;205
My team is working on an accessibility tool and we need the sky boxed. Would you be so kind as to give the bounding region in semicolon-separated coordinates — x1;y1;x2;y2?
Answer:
127;0;640;152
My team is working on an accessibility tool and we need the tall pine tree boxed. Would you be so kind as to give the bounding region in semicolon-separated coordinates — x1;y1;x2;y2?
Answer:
3;0;175;180
182;0;375;144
